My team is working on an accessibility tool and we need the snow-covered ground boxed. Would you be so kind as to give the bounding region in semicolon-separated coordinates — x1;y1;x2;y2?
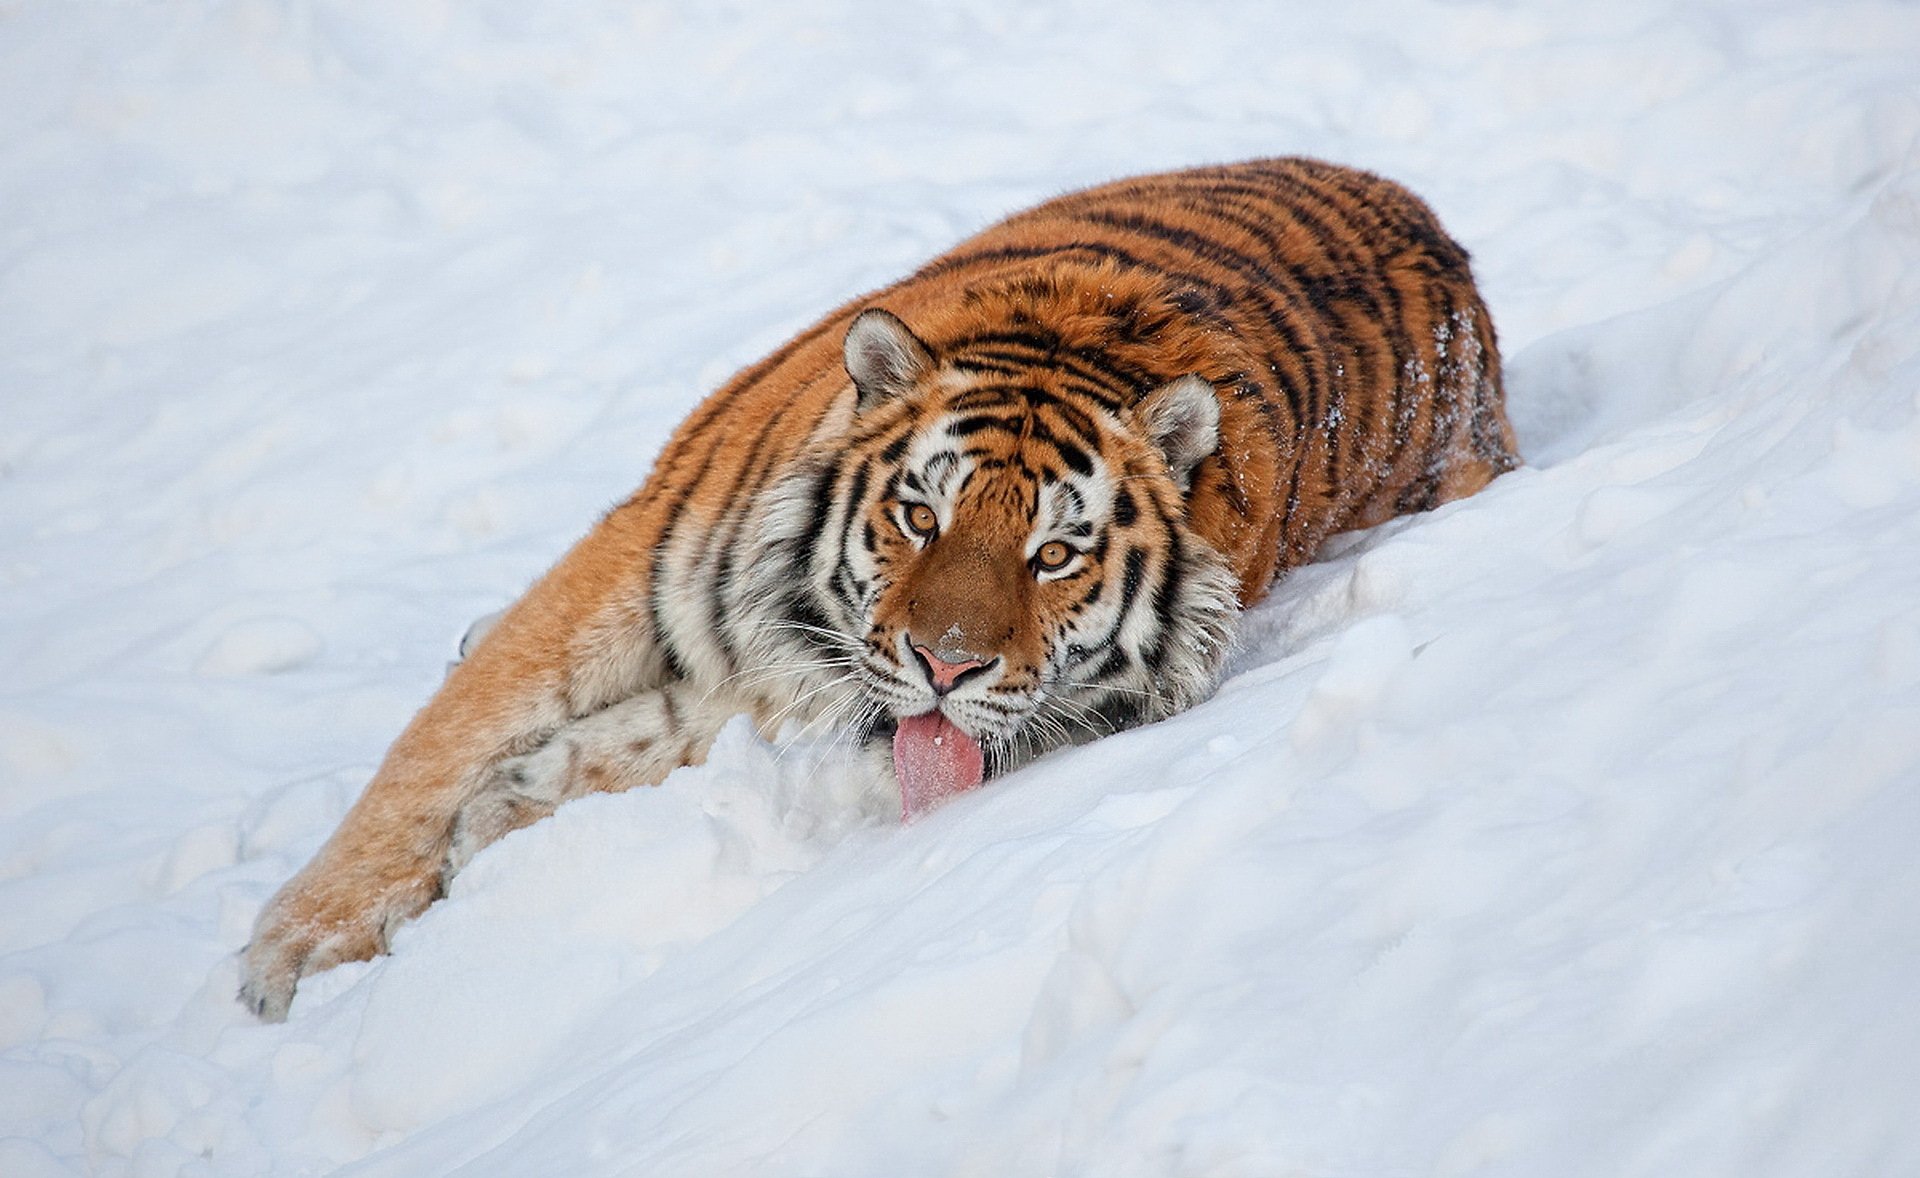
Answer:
4;1;1919;1174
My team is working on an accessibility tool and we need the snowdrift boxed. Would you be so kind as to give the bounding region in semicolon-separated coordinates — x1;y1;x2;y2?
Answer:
3;2;1918;1175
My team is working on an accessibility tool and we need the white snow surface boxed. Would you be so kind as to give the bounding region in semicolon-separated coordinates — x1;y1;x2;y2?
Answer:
4;2;1920;1174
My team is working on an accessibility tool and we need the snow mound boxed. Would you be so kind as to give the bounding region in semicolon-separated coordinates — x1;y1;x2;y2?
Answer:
4;2;1919;1175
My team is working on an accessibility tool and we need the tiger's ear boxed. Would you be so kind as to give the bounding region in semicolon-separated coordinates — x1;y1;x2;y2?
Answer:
844;308;935;412
1138;374;1220;491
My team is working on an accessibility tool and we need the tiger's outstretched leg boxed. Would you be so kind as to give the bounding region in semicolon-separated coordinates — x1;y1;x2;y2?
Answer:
239;509;672;1022
440;680;747;885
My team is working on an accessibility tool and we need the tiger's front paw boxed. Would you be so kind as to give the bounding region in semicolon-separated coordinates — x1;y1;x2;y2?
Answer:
239;860;437;1022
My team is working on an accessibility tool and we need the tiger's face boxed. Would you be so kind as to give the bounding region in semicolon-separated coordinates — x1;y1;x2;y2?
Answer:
855;384;1145;746
782;308;1239;787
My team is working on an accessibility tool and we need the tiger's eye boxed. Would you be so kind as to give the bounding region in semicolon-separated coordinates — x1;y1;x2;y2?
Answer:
1034;540;1073;571
905;503;938;538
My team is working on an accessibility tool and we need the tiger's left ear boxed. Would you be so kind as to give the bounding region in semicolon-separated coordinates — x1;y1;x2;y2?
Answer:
845;308;935;412
1138;374;1221;492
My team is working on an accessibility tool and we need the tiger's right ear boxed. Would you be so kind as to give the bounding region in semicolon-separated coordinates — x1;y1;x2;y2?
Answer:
844;308;934;412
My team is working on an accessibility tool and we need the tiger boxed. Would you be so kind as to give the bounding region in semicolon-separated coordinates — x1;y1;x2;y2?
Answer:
240;157;1519;1020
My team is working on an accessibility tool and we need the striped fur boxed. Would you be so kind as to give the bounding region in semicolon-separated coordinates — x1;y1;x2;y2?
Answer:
241;158;1518;1019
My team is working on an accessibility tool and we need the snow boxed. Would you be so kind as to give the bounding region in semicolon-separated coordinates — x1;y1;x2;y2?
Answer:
4;1;1919;1174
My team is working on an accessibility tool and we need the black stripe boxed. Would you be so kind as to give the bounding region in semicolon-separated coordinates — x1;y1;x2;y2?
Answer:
843;459;872;519
1408;279;1463;507
833;564;862;610
784;592;840;652
1066;208;1324;403
948;386;1021;411
1144;528;1184;672
1256;163;1422;499
798;463;841;557
1069;573;1104;613
1050;438;1093;477
948;355;1026;377
828;460;873;599
1061;537;1148;674
944;342;1144;406
1226;377;1289;504
1116;546;1148;618
1091;648;1132;682
644;407;740;678
949;413;1025;437
1036;207;1319;430
1279;456;1308;572
1034;395;1101;450
1164;181;1389;477
702;396;803;670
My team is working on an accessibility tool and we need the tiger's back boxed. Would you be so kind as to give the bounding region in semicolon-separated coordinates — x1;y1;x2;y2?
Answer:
646;156;1515;663
239;157;1518;1021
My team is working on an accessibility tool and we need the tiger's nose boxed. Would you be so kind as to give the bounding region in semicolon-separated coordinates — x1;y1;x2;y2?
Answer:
909;640;995;696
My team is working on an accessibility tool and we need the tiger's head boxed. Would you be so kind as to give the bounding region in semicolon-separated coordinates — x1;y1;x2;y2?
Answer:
755;304;1239;811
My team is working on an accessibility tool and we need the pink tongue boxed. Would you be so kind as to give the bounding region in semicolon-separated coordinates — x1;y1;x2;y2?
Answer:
892;711;986;821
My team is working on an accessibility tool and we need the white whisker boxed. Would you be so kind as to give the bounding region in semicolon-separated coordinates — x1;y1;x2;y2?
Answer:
697;656;856;706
